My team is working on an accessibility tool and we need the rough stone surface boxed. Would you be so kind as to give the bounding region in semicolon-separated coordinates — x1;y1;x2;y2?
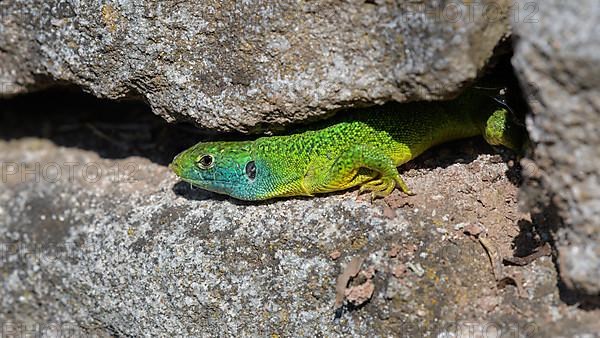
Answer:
1;95;599;336
1;0;511;132
512;0;600;295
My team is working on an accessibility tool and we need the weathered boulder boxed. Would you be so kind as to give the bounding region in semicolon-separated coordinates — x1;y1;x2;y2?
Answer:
512;0;600;294
0;0;511;131
0;135;588;337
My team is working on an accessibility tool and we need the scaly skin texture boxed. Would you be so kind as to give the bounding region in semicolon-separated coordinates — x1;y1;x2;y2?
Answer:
170;90;524;200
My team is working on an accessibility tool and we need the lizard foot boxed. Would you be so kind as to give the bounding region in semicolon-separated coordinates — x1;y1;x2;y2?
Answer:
359;177;396;200
358;173;416;200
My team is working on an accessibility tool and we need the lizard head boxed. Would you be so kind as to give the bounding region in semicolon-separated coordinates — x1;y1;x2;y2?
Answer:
170;141;262;200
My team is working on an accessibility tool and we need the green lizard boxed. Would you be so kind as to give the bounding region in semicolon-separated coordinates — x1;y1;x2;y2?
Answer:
170;89;524;201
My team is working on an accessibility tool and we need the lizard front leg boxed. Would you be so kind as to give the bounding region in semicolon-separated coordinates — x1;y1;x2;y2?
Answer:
304;144;414;199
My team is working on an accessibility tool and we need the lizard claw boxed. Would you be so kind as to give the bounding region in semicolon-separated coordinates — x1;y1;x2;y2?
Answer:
395;175;415;196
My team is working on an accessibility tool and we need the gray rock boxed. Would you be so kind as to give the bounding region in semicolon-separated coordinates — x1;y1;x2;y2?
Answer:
0;0;511;132
512;0;600;294
2;132;599;336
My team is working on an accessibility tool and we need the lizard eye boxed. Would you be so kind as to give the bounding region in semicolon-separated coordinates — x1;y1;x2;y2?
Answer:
196;154;214;169
245;161;256;180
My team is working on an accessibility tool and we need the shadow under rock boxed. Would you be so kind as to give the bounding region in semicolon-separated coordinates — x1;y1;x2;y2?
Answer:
0;87;232;166
172;181;231;202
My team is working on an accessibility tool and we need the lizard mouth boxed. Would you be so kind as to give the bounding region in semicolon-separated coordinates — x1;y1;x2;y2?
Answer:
178;175;233;193
178;176;234;186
